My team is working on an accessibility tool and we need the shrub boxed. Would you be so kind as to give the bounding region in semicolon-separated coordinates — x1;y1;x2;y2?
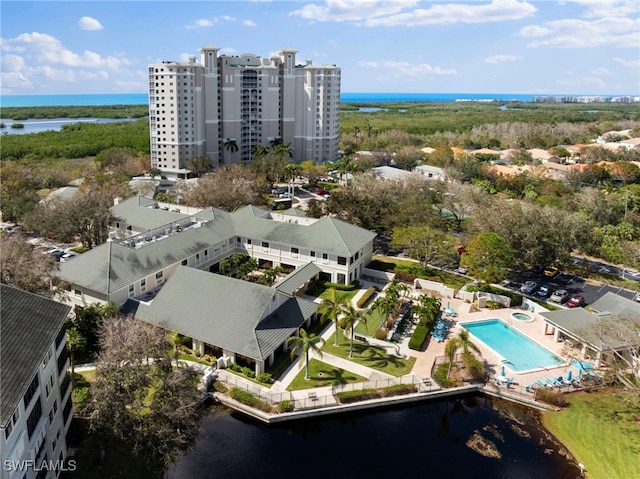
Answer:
242;367;256;379
277;400;293;413
408;323;429;351
535;388;568;407
70;245;88;254
228;361;242;372
380;384;417;397
213;381;228;393
374;328;389;340
336;388;379;404
324;281;359;291
356;287;376;308
257;372;272;384
202;354;215;363
433;363;457;388
229;388;272;412
486;300;502;310
392;270;417;283
463;354;485;380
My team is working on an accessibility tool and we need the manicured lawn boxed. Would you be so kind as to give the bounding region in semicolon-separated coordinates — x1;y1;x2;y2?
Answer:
286;359;367;391
371;254;469;290
355;307;385;336
305;281;359;304
322;336;416;377
542;390;640;479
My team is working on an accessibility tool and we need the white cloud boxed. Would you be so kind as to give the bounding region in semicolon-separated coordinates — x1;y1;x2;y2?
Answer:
524;17;639;48
1;32;132;75
559;0;638;19
291;0;417;23
484;54;521;64
520;25;551;37
613;56;640;68
291;0;536;26
185;18;217;29
591;67;611;75
222;15;236;21
78;16;103;31
244;20;256;27
359;60;457;76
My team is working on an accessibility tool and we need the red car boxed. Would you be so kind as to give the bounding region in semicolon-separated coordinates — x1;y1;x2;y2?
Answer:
566;294;585;308
316;188;328;195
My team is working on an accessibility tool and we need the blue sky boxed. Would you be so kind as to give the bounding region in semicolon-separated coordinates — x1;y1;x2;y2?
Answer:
1;0;639;96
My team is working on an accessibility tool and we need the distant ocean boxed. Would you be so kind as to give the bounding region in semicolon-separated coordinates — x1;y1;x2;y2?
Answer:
0;92;544;108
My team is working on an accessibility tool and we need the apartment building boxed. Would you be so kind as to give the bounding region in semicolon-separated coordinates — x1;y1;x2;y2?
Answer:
149;46;341;177
1;285;73;479
57;196;375;308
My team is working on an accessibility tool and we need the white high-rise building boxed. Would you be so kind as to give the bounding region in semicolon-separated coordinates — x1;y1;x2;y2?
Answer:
148;46;341;177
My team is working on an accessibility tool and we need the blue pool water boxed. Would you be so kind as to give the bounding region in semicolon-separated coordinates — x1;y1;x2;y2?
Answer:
461;319;564;372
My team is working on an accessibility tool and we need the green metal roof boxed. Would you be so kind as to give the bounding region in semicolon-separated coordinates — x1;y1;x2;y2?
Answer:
1;285;71;426
133;267;315;360
112;196;190;231
540;307;640;352
275;263;322;295
59;199;375;295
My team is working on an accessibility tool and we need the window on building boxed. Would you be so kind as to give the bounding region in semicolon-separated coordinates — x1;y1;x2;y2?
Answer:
247;239;252;245
291;247;299;258
128;284;135;297
27;398;43;440
156;271;163;280
181;259;188;266
49;400;58;424
322;253;329;264
338;256;347;266
42;348;52;368
141;278;146;293
262;241;269;252
310;251;316;262
45;373;55;397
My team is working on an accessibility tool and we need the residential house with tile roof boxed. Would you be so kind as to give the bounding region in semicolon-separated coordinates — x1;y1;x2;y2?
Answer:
1;285;73;478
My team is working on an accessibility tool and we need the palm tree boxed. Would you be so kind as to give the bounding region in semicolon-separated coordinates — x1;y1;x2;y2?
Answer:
444;338;460;379
456;329;482;360
273;142;294;160
287;329;325;380
320;288;347;346
371;295;396;329
341;305;366;358
223;138;239;153
252;145;270;158
66;327;86;382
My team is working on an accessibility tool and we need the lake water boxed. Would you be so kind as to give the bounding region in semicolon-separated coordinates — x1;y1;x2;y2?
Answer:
167;396;580;479
0;117;140;135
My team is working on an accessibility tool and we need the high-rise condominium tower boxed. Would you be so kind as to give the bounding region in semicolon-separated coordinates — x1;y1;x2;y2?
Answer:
148;46;341;177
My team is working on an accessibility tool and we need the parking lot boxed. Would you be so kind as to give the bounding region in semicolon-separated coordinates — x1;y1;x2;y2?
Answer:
502;268;639;307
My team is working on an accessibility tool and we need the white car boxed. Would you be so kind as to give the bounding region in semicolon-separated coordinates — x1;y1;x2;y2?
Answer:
635;293;640;303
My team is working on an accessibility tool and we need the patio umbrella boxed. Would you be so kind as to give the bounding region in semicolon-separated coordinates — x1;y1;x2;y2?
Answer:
501;365;506;376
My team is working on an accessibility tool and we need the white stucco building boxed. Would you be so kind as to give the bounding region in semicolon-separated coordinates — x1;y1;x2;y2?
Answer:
149;46;341;177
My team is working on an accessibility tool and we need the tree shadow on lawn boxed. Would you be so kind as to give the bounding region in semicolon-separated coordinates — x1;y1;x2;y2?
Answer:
346;342;408;371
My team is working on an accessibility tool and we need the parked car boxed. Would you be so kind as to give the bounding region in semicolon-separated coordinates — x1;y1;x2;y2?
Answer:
549;289;569;303
520;281;538;294
543;266;560;278
59;253;77;263
566;294;585;308
634;292;640;303
457;266;468;274
316;188;329;196
536;284;552;298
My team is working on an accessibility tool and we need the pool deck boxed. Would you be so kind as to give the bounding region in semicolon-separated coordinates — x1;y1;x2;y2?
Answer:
406;295;580;391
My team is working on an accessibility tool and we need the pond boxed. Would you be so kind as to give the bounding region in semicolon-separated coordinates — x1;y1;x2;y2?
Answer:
167;397;580;479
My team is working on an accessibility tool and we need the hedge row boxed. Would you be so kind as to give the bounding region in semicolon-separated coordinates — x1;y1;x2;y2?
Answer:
336;384;417;404
324;281;360;291
229;388;273;412
357;287;376;308
408;323;430;351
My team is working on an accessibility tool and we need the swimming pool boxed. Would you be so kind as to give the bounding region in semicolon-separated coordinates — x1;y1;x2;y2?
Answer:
461;319;564;373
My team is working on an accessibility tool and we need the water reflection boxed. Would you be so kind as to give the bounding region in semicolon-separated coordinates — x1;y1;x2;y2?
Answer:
0;117;139;135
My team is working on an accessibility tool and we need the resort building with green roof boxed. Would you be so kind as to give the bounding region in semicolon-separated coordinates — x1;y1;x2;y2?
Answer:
55;196;377;373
